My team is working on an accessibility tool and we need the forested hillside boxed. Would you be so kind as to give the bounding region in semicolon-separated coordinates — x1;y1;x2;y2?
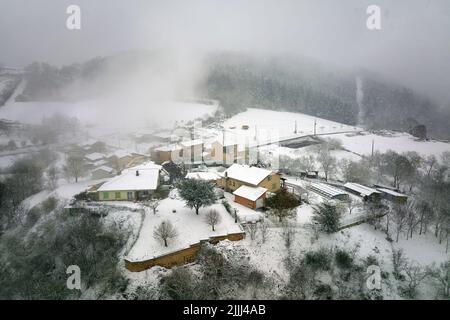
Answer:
12;52;450;138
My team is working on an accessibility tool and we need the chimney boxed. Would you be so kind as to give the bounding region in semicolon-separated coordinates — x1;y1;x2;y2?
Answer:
136;170;139;176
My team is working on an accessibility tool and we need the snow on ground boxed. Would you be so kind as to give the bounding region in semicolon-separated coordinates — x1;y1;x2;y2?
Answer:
0;154;25;169
53;178;108;200
328;131;450;159
23;190;53;209
395;233;449;266
0;100;216;129
127;195;243;261
219;108;360;145
223;192;263;223
296;203;315;224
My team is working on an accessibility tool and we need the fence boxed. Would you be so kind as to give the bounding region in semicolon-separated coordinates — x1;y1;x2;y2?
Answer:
339;212;386;230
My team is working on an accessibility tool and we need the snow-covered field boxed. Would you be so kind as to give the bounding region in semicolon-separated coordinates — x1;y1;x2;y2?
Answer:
222;108;361;144
127;195;242;261
328;131;450;159
0;100;217;132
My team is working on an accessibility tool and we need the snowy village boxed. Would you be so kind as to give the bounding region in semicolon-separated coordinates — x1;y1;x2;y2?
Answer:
0;0;449;303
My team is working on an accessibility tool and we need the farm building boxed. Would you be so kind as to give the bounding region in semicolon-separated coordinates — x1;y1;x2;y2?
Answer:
91;166;115;179
344;182;381;202
151;131;174;142
217;164;280;193
97;162;163;201
180;139;204;164
84;152;106;163
210;140;250;165
151;144;183;164
106;150;133;169
233;185;267;209
376;188;408;205
309;182;349;201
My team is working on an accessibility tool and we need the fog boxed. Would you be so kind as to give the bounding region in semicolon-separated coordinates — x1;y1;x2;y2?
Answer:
1;0;449;103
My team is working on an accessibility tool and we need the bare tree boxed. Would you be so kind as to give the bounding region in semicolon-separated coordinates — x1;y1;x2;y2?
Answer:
406;202;420;240
247;223;258;240
346;197;358;215
402;262;428;298
259;221;269;243
153;220;178;247
423;155;437;177
205;209;221;231
392;249;407;279
428;260;450;298
392;204;408;242
63;154;87;183
143;198;160;215
316;146;337;181
416;199;433;235
47;166;59;190
282;222;296;248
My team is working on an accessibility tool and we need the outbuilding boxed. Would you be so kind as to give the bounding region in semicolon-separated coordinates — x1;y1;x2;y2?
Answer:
232;185;268;209
344;182;381;202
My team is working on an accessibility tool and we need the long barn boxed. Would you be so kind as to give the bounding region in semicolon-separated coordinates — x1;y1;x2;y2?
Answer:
309;182;349;201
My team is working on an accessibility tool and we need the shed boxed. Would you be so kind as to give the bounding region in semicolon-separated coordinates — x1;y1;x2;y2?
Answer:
309;182;349;201
91;166;115;180
344;182;381;202
233;185;267;209
376;188;408;205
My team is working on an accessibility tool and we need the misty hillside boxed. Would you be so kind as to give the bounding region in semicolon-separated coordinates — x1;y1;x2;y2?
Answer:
0;71;22;106
7;52;450;139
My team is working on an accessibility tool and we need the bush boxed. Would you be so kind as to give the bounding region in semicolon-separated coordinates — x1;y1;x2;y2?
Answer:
335;249;354;269
160;267;196;300
0;209;128;299
222;199;232;214
304;248;332;271
312;202;341;233
41;197;59;213
365;255;379;267
25;206;43;228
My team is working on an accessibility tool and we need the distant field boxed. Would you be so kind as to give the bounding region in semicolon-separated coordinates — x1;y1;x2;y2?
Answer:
222;108;361;144
327;131;450;159
0;100;217;132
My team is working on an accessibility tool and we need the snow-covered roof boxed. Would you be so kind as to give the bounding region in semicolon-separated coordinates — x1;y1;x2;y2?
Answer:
152;131;173;139
130;162;162;171
222;164;272;186
98;162;161;192
344;182;381;197
84;152;106;162
154;144;182;152
376;188;408;198
185;171;221;181
93;166;114;173
180;139;203;147
310;182;348;198
93;159;107;167
233;185;267;201
108;150;130;159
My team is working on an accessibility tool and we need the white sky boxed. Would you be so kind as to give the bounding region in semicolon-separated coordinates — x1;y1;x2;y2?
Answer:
0;0;449;104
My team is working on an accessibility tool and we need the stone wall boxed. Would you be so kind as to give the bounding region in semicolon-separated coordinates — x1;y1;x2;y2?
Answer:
124;231;245;272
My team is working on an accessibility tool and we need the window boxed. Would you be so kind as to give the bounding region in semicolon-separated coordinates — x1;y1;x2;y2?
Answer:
115;192;121;199
103;192;109;200
127;192;133;200
268;175;272;181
